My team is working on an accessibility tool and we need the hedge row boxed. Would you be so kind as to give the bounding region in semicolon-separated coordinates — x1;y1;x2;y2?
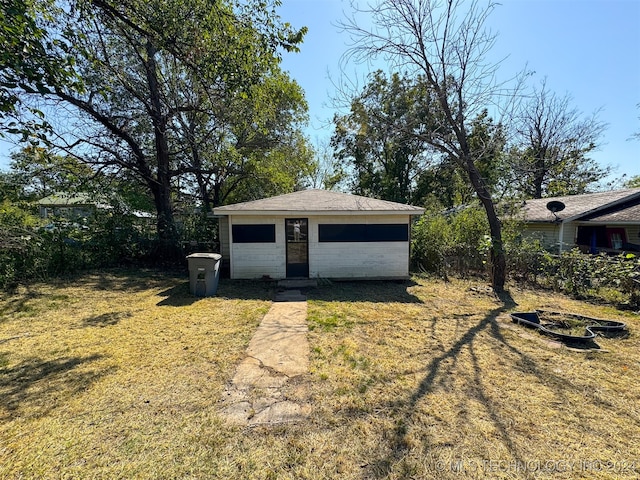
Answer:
410;208;640;309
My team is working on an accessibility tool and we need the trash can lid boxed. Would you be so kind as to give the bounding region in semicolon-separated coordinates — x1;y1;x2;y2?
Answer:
186;253;222;260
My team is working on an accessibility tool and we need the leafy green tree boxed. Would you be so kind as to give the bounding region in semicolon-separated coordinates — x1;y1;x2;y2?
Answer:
3;0;308;255
420;110;506;208
217;131;316;205
509;79;608;198
411;204;489;277
0;198;43;289
176;68;312;209
2;145;156;218
0;169;23;202
332;70;435;204
8;146;95;199
306;137;346;191
624;175;640;188
0;0;80;138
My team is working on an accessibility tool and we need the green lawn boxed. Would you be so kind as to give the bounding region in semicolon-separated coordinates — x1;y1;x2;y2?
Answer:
1;270;638;479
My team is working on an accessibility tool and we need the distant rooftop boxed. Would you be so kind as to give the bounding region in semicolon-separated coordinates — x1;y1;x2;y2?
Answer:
522;188;640;222
37;192;111;209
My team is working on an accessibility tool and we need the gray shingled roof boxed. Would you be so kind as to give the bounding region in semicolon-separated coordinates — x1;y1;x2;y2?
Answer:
586;202;640;223
213;189;425;215
522;188;640;223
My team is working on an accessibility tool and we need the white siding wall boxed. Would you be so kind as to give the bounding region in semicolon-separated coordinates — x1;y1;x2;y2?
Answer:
229;216;286;279
308;215;411;279
224;213;413;279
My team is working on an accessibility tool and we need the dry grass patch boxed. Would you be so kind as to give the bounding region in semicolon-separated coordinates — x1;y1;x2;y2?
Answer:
1;272;639;479
303;279;640;479
0;270;273;478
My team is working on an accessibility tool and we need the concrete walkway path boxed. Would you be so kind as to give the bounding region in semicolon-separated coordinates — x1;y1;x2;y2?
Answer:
219;290;310;426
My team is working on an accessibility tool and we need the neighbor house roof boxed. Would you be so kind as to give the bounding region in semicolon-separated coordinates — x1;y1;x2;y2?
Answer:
213;189;425;216
585;203;640;223
37;192;111;209
38;192;95;206
521;188;640;223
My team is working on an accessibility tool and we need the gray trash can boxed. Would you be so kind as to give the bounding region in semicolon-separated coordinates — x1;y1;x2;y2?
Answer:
186;253;222;297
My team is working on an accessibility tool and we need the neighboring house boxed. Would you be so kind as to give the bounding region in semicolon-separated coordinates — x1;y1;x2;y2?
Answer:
38;193;156;225
37;192;110;219
212;189;425;280
519;188;640;254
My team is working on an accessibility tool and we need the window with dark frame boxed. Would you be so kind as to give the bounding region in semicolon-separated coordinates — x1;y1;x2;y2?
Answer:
318;224;408;242
232;224;276;243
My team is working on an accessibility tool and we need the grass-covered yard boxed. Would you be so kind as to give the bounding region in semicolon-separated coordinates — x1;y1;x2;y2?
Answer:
1;270;638;479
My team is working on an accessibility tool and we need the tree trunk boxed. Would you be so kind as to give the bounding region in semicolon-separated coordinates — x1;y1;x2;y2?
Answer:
212;182;222;208
146;41;179;257
464;157;506;292
532;143;547;199
533;157;545;199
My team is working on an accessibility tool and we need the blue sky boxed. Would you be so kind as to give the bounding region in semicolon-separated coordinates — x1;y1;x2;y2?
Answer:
277;0;640;184
1;0;639;185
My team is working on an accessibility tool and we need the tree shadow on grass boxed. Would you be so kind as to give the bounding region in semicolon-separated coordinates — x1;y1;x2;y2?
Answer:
216;280;279;301
307;280;423;304
0;288;46;323
156;282;200;307
366;289;640;479
487;315;640;427
156;279;420;305
156;279;276;306
0;354;113;420
1;269;189;318
81;311;132;328
81;268;186;293
367;292;530;478
25;268;188;295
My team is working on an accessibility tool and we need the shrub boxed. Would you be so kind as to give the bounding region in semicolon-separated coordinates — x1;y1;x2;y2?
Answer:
411;213;450;275
0;201;46;289
0;200;162;290
83;209;157;266
413;204;640;309
550;249;640;307
504;237;551;283
505;240;640;309
411;205;488;277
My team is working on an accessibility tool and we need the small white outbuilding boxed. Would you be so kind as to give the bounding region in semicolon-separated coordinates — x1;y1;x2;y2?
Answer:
212;189;425;280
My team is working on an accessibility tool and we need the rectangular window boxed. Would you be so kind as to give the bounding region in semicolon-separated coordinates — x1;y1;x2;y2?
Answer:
232;224;276;243
318;224;408;242
607;228;626;249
